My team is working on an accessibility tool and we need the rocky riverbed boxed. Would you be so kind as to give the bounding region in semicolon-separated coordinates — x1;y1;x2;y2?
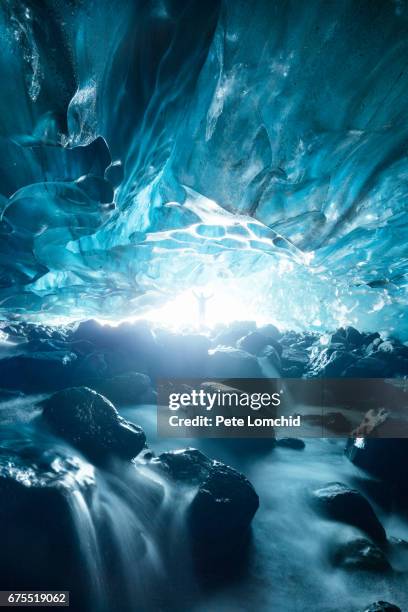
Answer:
0;319;406;611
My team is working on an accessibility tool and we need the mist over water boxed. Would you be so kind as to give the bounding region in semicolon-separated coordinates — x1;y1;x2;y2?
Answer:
129;405;408;612
0;397;199;612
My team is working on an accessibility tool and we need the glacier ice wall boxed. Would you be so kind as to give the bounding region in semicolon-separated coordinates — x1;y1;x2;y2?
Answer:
0;0;407;335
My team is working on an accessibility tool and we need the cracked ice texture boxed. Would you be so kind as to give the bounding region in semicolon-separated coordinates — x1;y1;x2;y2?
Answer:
0;0;407;336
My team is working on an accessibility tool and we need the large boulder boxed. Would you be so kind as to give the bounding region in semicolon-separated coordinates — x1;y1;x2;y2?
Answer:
93;372;155;405
237;330;281;356
70;320;158;374
276;437;305;450
0;447;95;607
70;319;109;346
311;482;386;543
331;537;390;572
257;323;281;341
150;449;259;564
343;356;391;378
345;438;408;504
0;352;77;392
213;321;257;348
345;326;365;347
319;350;357;376
280;346;309;376
207;347;263;378
72;350;111;383
42;387;146;462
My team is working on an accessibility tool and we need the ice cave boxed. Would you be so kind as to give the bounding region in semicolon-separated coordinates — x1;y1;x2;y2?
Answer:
0;1;407;611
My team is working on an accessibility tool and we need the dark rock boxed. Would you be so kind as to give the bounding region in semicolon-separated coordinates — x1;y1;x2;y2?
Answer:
237;331;274;355
257;323;281;340
276;437;305;450
42;387;146;462
345;438;408;503
261;344;282;371
374;342;408;376
237;326;282;355
71;320;157;375
387;536;408;572
94;372;155;405
320;350;357;376
0;447;95;603
278;331;303;349
150;448;212;485
207;348;263;378
343;356;389;377
363;332;381;345
331;537;390;572
345;326;364;346
72;319;155;353
362;603;401;612
213;321;257;347
190;461;259;558
281;347;309;373
70;319;107;345
1;324;27;342
330;328;346;344
151;449;259;562
311;482;386;543
0;352;77;392
73;350;110;382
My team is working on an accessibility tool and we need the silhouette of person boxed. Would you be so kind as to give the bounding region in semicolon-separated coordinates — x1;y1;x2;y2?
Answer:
193;290;213;328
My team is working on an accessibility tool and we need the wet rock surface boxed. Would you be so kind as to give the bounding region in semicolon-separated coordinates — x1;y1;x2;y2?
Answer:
0;320;406;395
42;386;146;461
276;437;305;450
346;437;408;507
207;347;263;378
1;387;261;606
150;448;259;565
92;372;156;406
362;603;401;612
311;482;386;544
0;444;95;600
330;537;390;572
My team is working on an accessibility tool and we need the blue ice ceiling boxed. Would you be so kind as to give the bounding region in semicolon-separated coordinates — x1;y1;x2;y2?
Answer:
0;0;407;334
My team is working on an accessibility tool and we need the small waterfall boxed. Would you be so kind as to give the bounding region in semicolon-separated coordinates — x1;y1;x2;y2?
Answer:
67;488;106;612
65;461;198;612
0;398;199;612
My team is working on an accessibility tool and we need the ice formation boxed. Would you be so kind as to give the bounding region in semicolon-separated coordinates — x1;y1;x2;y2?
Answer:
0;0;407;336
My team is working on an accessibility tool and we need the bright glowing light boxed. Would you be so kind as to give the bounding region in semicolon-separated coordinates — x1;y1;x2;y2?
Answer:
143;282;267;331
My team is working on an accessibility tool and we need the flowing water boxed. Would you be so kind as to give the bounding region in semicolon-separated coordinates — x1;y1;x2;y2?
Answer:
0;396;198;612
124;404;408;612
1;396;408;612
